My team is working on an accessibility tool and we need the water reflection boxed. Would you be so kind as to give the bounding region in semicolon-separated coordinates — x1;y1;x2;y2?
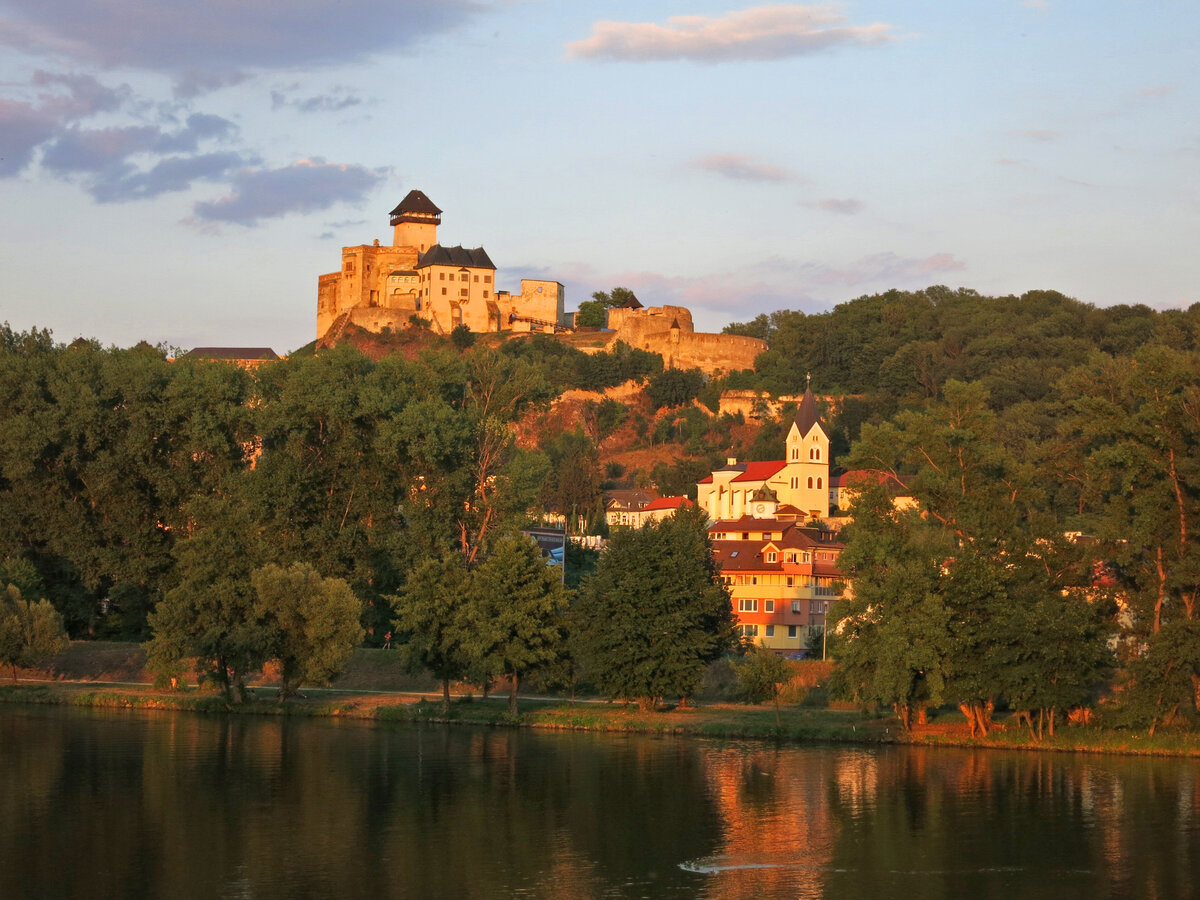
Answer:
1;707;1198;899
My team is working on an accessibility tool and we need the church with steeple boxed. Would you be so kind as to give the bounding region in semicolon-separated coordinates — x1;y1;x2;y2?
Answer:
696;382;831;521
317;190;567;340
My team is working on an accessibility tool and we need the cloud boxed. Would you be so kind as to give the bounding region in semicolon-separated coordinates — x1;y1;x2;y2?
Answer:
0;0;483;74
271;85;366;114
691;153;796;182
190;159;388;225
0;99;61;174
566;4;897;63
90;152;250;202
1137;84;1174;100
807;197;863;214
34;110;244;201
1010;128;1060;141
172;70;252;100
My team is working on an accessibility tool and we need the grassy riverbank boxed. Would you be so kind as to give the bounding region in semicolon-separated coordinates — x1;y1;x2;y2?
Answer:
4;642;1200;757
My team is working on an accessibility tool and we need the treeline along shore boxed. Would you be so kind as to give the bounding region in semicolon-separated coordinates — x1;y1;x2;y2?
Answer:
4;287;1200;739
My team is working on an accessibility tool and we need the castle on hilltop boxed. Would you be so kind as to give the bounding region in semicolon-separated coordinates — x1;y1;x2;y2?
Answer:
316;190;568;340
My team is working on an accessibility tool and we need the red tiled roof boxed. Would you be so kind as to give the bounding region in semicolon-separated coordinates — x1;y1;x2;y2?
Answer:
644;496;692;511
731;460;786;483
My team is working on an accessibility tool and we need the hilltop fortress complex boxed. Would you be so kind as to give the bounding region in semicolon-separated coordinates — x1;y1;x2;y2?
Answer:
317;190;567;340
316;191;766;374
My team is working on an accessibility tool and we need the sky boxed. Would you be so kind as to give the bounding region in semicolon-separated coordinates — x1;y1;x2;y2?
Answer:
0;1;1196;353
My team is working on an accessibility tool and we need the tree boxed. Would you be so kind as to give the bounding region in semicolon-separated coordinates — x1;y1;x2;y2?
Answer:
391;555;472;712
834;381;1113;734
646;368;706;410
145;492;269;703
828;487;952;730
251;563;364;700
575;286;638;329
572;507;733;708
736;648;793;727
1059;347;1200;732
0;584;69;681
459;533;568;714
450;324;476;350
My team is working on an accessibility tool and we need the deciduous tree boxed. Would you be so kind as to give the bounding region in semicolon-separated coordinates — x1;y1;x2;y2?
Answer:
572;508;733;708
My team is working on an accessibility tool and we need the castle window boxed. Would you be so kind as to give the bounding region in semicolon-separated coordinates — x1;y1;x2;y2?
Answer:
441;288;447;295
483;291;489;299
817;477;823;489
460;273;468;282
484;275;492;284
807;477;813;489
460;289;468;298
439;273;445;281
473;275;479;282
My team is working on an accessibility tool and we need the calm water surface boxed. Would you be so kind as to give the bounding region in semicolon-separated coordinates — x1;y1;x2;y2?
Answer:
2;705;1198;899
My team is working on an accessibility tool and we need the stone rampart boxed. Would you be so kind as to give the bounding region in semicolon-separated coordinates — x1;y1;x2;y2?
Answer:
606;305;764;375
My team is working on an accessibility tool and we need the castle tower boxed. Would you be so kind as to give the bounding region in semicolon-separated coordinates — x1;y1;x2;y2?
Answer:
390;190;441;251
783;381;830;518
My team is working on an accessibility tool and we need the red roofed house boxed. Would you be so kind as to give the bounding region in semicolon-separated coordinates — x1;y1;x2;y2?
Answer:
697;383;830;521
709;485;845;654
605;491;693;529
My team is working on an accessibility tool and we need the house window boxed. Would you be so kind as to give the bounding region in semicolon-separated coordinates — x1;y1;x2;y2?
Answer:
740;624;759;638
786;576;794;587
738;599;758;613
792;601;803;614
765;625;775;638
766;552;777;563
764;600;775;613
788;625;797;638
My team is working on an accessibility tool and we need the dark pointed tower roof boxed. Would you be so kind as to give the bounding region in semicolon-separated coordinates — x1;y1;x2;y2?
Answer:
750;484;779;503
389;190;442;226
792;384;826;437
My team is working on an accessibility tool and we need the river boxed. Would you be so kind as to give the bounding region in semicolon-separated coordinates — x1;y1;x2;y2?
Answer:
1;705;1196;898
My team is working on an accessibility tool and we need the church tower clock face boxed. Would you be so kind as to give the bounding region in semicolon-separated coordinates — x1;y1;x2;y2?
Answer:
754;503;767;515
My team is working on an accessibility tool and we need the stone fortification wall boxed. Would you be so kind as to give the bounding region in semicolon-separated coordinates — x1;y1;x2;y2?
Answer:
606;305;693;339
606;305;765;375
